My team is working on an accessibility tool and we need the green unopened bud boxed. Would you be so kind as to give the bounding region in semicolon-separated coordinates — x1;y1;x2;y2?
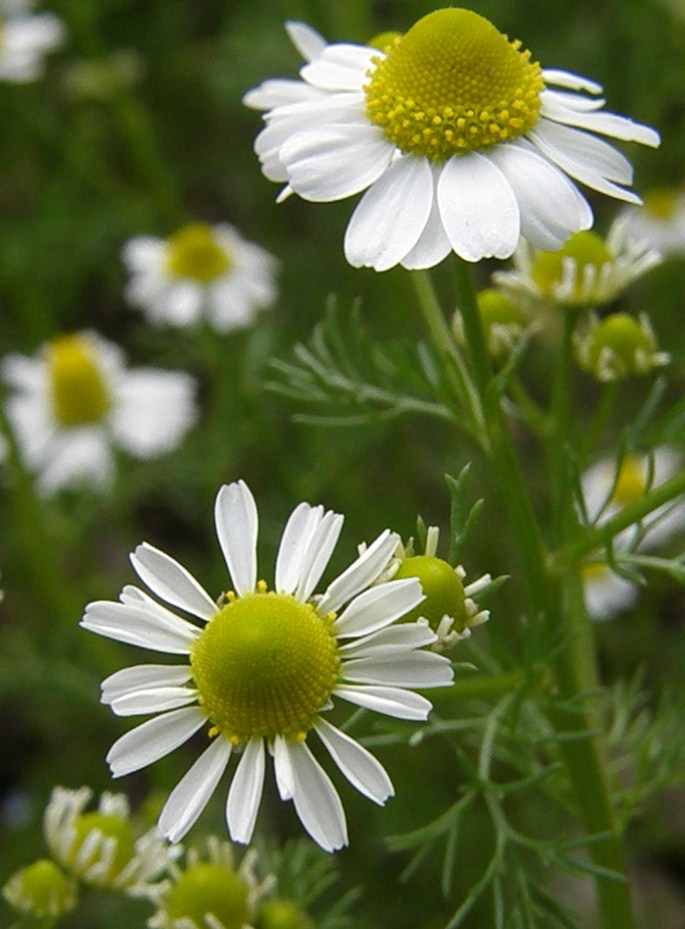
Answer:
2;859;77;919
575;312;670;381
477;288;527;360
395;555;470;633
256;899;314;929
163;862;250;929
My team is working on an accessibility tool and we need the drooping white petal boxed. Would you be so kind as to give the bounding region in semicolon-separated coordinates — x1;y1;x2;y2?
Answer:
540;88;607;113
318;529;397;615
300;43;378;91
334;683;433;720
280;123;393;202
285;20;328;62
214;481;258;596
158;736;232;843
344;155;434;271
130;543;216;621
243;78;325;110
106;707;207;777
294;510;344;602
314;718;393;804
437;153;520;262
542;69;603;94
530;122;643;204
540;94;660;147
488;143;592;250
342;651;454;688
282;738;348;851
275;503;323;594
333;578;423;638
226;738;266;844
338;621;438;658
80;600;199;654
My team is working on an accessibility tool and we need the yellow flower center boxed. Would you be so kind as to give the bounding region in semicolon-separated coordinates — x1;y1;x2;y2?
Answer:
394;555;469;632
5;859;76;918
364;8;544;161
165;223;232;283
530;231;612;300
191;591;340;743
66;812;135;886
611;455;646;506
165;862;249;929
48;334;111;427
581;562;610;582
642;187;679;220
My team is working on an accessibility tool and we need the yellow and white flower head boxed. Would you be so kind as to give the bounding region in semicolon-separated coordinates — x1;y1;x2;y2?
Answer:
386;526;491;650
148;837;271;929
244;9;659;272
492;218;662;310
44;787;175;895
123;222;278;332
580;557;641;621
574;311;670;382
1;330;197;495
81;481;453;852
0;0;64;83
620;186;685;258
454;288;529;363
2;858;77;920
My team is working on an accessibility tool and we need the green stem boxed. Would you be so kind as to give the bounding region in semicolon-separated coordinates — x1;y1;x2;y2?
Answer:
424;259;636;929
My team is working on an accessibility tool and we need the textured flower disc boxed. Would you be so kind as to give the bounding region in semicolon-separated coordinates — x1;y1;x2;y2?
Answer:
191;592;340;742
164;862;249;929
364;8;544;161
530;231;612;297
48;334;111;426
165;223;232;283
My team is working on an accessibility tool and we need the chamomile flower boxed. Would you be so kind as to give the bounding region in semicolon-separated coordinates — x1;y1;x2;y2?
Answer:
620;186;685;257
1;330;197;495
575;311;670;381
492;218;662;309
244;9;659;271
44;787;174;895
123;222;277;332
2;859;77;920
0;0;64;83
81;481;453;852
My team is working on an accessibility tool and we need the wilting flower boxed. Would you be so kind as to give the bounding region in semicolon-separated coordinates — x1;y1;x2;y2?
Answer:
44;787;174;894
123;222;277;332
492;218;662;309
245;9;658;271
81;481;453;852
1;330;197;494
620;186;685;257
0;0;64;82
575;311;670;381
2;858;77;920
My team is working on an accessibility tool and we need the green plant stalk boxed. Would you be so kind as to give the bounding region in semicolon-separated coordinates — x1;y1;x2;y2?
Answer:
414;260;636;929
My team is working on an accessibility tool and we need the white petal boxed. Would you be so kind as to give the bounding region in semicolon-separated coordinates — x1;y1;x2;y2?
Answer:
344;155;434;271
295;510;344;601
111;370;197;458
437;154;520;262
81;600;199;654
101;663;193;701
285;20;328;62
108;685;198;717
542;69;603;94
106;707;207;777
280;123;393;201
318;530;397;615
334;578;423;638
488;143;592;250
530;122;643;204
342;652;453;688
282;738;348;851
273;735;294;800
541;96;659;147
275;503;323;594
158;736;232;843
130;543;216;620
314;718;393;804
401;167;453;270
334;684;433;720
300;44;377;91
243;78;325;110
338;622;438;658
226;738;266;844
214;481;258;596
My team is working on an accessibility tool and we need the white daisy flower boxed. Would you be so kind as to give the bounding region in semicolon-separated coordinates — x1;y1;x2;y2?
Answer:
492;217;662;309
44;787;174;895
244;9;659;272
81;481;453;852
123;222;278;332
0;0;64;83
620;186;685;258
1;330;197;495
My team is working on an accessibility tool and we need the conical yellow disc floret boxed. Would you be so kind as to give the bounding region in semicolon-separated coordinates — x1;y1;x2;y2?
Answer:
48;334;111;427
191;592;340;742
165;223;231;283
364;8;544;161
